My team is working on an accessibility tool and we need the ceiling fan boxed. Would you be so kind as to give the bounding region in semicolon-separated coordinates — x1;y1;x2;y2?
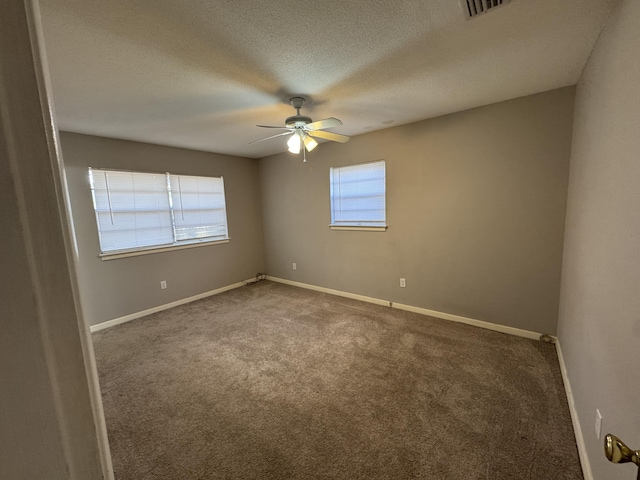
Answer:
250;97;350;161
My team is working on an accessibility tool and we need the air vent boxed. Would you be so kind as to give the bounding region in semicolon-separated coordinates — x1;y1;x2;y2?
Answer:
461;0;510;19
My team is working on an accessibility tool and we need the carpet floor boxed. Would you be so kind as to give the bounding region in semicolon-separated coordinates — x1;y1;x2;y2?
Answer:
93;280;583;479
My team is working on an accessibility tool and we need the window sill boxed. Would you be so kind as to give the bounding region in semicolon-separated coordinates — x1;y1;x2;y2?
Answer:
329;225;387;232
99;238;230;261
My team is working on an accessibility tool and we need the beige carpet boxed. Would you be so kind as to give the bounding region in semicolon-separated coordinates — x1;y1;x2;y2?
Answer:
93;280;583;479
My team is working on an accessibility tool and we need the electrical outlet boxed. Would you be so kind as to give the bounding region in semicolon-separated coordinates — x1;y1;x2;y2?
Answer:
400;278;406;288
595;409;603;439
160;280;167;290
292;263;297;270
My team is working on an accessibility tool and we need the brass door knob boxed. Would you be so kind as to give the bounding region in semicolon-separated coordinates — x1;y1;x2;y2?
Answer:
604;434;640;466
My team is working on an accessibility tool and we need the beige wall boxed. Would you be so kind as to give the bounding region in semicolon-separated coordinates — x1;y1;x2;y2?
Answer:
60;132;264;326
259;88;575;335
558;0;640;478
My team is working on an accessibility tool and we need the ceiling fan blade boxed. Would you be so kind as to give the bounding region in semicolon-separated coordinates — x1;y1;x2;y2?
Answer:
249;131;292;145
305;117;343;130
256;125;289;129
308;130;350;143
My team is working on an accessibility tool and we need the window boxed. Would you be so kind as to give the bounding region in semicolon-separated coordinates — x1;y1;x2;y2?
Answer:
88;168;229;257
169;175;228;242
330;160;386;230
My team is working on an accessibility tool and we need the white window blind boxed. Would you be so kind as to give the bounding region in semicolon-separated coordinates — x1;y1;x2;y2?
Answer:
89;168;229;256
89;169;174;252
169;174;228;242
330;161;386;227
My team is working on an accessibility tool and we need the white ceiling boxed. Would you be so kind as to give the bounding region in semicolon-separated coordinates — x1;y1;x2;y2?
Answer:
38;0;616;159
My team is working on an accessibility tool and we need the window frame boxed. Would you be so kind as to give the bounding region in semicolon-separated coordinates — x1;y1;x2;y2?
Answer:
88;168;230;260
329;160;387;232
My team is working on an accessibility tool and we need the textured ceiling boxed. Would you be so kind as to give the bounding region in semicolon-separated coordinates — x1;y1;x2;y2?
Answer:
38;0;616;159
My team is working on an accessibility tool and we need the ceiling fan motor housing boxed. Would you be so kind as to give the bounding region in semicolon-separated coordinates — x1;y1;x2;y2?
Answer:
285;115;312;127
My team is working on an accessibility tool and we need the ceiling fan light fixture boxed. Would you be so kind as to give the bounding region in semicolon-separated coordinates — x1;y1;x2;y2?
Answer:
287;133;301;154
302;134;318;152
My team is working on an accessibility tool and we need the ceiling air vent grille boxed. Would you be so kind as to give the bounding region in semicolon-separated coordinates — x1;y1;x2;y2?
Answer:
461;0;510;19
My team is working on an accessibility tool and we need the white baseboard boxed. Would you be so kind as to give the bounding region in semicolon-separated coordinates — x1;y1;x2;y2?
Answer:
89;279;252;332
266;276;542;340
555;338;593;480
266;276;390;306
391;302;542;340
